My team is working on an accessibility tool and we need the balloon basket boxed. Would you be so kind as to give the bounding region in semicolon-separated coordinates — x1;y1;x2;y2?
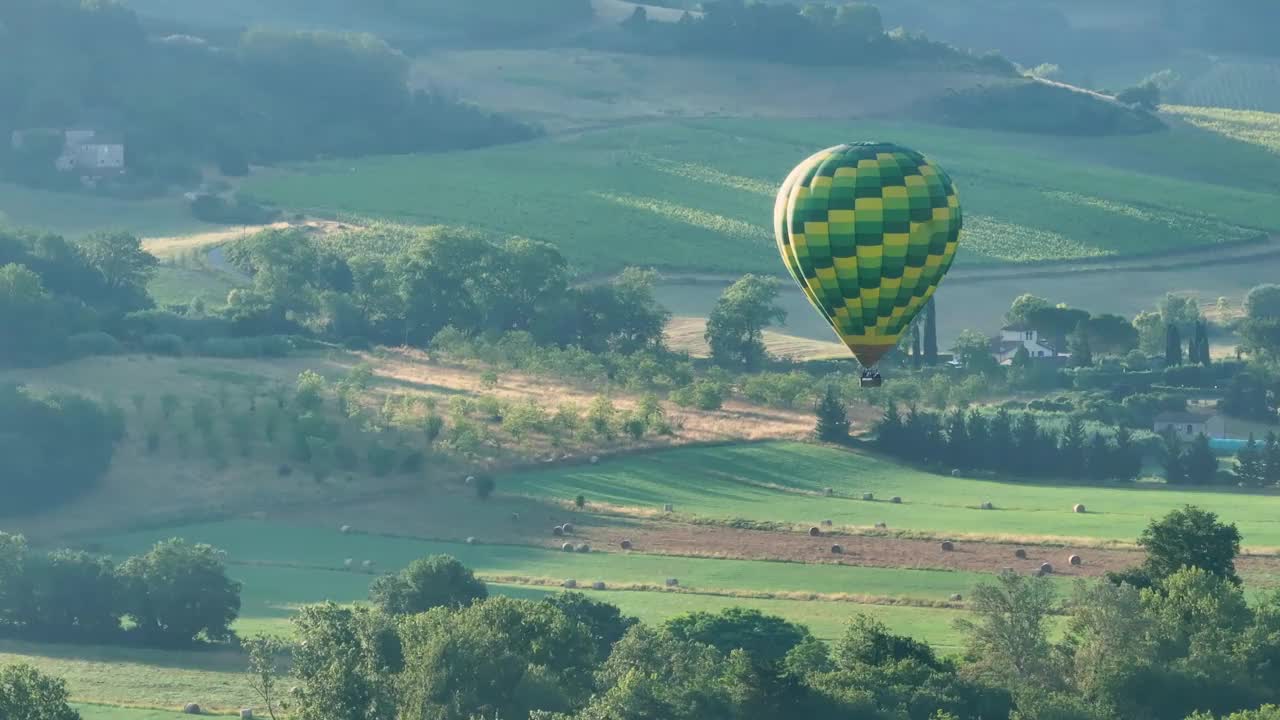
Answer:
859;371;883;389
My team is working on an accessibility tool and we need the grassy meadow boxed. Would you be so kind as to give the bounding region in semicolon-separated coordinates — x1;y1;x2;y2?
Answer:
98;522;1004;603
502;442;1280;547
239;117;1280;275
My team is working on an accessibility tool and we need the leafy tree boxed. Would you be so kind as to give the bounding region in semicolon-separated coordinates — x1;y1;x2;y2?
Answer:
78;231;156;305
1060;416;1086;479
0;664;79;720
944;408;969;469
956;571;1058;690
542;592;637;660
1135;310;1166;355
1005;294;1052;327
1241;284;1280;357
1185;433;1219;485
20;550;122;642
369;554;488;615
116;539;242;645
1068;322;1093;367
1027;305;1090;354
1166;324;1184;365
290;603;400;720
814;385;849;443
1085;432;1111;481
835;613;940;670
1114;426;1142;480
1219;371;1278;423
581;625;735;720
1163;431;1187;485
1161;294;1203;336
1084;313;1139;355
244;634;289;720
1117;81;1161;109
665;608;812;672
705;275;785;369
952;329;997;372
1060;580;1154;708
1137;505;1241;586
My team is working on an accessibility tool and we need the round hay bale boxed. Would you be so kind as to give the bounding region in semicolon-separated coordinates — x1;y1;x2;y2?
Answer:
874;522;887;529
665;577;679;587
343;558;353;569
809;526;821;537
339;525;351;534
890;496;902;504
183;704;201;715
620;539;633;550
980;501;994;510
563;578;577;588
949;593;963;602
590;455;600;465
562;542;574;552
464;476;475;486
940;541;955;552
862;492;874;501
592;581;606;590
361;560;373;570
466;536;476;545
1040;562;1054;575
576;543;591;553
951;468;961;477
1073;503;1086;514
824;487;835;497
240;710;254;720
1014;548;1027;559
820;519;833;527
831;544;844;554
562;523;575;535
663;503;674;512
1069;554;1082;566
553;525;565;537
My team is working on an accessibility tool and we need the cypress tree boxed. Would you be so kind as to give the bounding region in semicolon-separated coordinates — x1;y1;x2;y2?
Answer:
1165;324;1183;366
814;386;849;443
1236;434;1265;487
988;408;1014;471
1013;413;1040;477
1265;431;1280;486
1060;416;1087;479
1193;321;1210;365
911;323;922;370
944;409;969;470
1068;324;1093;367
923;298;938;366
1184;433;1218;485
1114;426;1142;480
1163;431;1186;485
875;401;904;454
1085;432;1111;481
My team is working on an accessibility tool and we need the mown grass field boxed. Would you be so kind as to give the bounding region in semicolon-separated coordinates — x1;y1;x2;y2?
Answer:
1164;105;1280;155
240;118;1280;275
502;442;1280;547
0;182;208;239
99;522;1002;603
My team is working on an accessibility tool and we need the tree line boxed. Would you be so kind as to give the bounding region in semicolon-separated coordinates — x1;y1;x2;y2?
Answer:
614;0;1016;74
0;0;536;193
0;534;240;648
873;402;1145;481
217;508;1280;720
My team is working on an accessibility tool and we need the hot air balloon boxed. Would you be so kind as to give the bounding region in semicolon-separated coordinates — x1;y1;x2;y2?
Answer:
774;143;962;387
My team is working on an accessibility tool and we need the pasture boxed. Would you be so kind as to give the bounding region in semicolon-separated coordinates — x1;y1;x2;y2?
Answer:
239;117;1280;276
502;442;1280;547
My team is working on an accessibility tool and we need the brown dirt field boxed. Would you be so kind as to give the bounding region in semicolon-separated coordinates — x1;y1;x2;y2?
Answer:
272;487;1280;583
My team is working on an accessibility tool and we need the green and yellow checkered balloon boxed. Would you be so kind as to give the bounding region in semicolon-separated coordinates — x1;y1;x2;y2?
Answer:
775;143;962;368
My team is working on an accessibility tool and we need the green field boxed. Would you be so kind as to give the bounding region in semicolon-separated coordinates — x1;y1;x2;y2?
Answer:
240;118;1280;275
100;522;1003;603
1164;105;1280;155
0;182;208;239
76;705;199;720
503;442;1280;547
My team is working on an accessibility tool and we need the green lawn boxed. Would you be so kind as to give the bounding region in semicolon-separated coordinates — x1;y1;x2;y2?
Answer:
100;522;1005;602
502;442;1280;547
76;706;199;720
0;182;209;239
240;118;1280;275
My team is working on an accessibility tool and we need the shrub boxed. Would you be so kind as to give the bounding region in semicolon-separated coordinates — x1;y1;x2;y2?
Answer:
671;379;726;411
474;475;496;500
66;331;123;357
141;333;185;356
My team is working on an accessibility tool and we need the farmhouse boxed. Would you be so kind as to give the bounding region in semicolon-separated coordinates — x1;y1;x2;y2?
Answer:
1153;411;1227;440
991;324;1059;365
10;128;126;175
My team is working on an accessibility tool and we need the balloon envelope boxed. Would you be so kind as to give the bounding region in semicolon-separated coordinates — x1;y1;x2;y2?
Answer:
774;143;962;368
